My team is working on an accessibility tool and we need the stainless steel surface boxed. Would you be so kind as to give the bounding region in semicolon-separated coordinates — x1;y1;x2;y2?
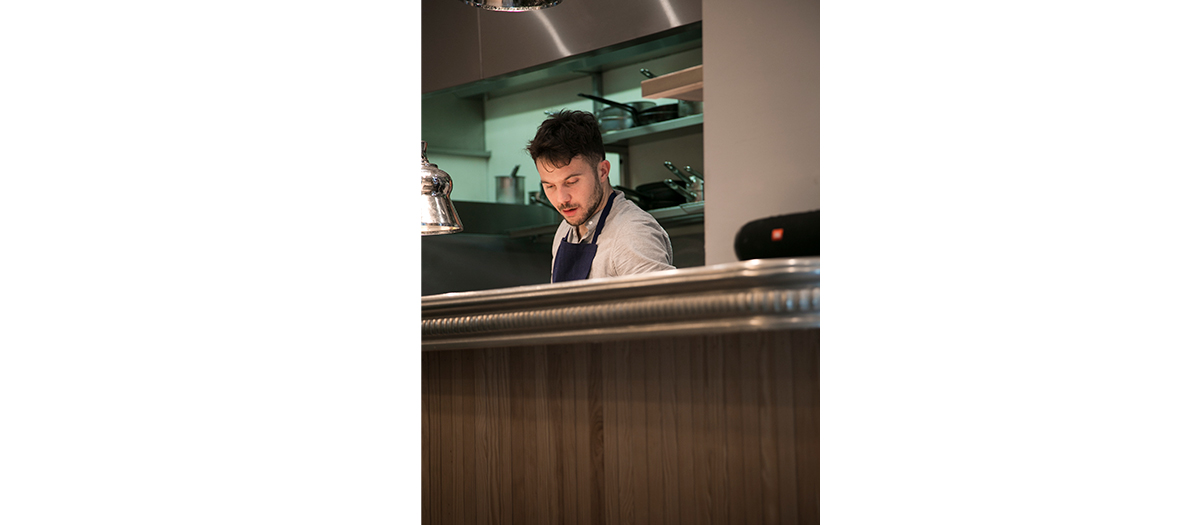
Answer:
493;165;525;204
683;165;704;179
421;0;482;93
420;141;465;235
578;94;662;131
663;178;698;202
422;233;553;295
432;23;701;99
478;0;702;80
647;200;704;219
598;114;633;131
664;160;704;202
446;200;560;235
594;100;653;131
600;113;703;146
664;161;691;183
462;0;561;12
677;99;704;117
494;176;525;204
421;258;820;350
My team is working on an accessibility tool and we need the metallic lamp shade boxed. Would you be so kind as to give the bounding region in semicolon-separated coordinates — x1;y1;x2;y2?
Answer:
421;142;464;235
461;0;562;12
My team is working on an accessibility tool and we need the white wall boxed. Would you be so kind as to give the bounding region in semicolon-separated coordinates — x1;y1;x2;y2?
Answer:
702;0;819;264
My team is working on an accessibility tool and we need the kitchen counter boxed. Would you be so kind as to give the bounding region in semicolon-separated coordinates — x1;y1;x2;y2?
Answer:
422;257;819;351
421;257;820;525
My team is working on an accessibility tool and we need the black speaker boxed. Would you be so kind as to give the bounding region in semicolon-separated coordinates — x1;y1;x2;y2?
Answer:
733;210;820;261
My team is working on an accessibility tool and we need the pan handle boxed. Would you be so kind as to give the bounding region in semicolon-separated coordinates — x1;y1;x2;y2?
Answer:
577;93;641;118
663;179;699;202
664;161;695;184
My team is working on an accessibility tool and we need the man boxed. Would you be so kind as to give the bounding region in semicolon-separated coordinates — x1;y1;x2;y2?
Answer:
527;110;675;283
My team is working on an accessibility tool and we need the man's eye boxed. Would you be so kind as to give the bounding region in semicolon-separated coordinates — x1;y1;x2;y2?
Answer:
566;178;578;185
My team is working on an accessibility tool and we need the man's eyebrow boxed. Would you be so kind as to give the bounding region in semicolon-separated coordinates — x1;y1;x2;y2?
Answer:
542;171;587;184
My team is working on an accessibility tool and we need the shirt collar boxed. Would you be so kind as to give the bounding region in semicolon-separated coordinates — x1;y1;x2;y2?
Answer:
567;190;618;243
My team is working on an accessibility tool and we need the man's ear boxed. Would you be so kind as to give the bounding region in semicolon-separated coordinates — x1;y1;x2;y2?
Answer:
598;159;611;182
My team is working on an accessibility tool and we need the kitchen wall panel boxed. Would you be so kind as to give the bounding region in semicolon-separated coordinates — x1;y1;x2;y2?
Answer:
701;0;820;265
421;329;819;524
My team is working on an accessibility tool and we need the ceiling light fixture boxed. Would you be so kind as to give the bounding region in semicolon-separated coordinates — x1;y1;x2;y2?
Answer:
461;0;562;12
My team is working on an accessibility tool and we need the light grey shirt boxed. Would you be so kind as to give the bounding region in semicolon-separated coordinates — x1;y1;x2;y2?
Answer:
551;190;675;281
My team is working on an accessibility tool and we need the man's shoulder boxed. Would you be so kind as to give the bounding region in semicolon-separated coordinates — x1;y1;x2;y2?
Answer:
601;197;669;249
610;194;664;228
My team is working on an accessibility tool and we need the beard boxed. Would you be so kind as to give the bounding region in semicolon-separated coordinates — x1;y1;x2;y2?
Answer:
563;182;605;228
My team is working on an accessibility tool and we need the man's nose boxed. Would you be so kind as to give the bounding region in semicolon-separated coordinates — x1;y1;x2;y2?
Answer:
554;186;571;203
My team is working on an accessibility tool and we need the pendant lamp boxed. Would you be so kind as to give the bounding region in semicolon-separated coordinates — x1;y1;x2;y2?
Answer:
420;141;464;235
461;0;561;12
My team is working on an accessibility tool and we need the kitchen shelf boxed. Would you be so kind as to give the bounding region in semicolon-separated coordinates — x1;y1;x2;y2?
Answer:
599;113;703;148
428;147;492;159
641;64;703;101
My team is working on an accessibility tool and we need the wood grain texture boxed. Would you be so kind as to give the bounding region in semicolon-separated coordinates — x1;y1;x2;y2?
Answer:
422;329;819;525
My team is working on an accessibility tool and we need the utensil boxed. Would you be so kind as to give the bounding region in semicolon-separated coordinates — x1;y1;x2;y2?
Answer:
663;179;699;203
575;94;654;131
614;185;651;209
663;161;692;183
577;93;680;127
495;164;525;204
663;160;704;202
636;179;688;209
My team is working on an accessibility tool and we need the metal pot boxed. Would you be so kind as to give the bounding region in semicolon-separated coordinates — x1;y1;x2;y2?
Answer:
577;93;680;127
494;165;525;204
596;100;654;131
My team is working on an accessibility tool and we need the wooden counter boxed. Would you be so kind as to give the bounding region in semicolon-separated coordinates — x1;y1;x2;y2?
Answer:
422;259;820;525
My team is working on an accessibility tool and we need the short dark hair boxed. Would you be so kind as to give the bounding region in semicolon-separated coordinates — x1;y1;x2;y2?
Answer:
526;110;605;169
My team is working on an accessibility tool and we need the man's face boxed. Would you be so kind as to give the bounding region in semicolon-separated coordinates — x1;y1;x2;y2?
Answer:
538;155;609;229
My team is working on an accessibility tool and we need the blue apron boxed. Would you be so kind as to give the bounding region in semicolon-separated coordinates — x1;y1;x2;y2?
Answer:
551;192;618;283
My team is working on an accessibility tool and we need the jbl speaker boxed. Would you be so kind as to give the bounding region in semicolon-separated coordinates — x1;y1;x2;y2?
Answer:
733;210;819;261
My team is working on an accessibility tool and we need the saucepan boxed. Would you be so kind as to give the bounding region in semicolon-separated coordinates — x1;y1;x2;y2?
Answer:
613;181;689;211
597;100;655;131
577;93;681;128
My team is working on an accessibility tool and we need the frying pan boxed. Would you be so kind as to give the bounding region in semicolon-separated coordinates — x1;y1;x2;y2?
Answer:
577;93;681;127
614;185;651;209
636;179;689;209
613;182;688;211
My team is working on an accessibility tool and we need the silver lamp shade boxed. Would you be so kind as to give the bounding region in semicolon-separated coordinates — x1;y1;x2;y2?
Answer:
421;141;464;235
461;0;562;12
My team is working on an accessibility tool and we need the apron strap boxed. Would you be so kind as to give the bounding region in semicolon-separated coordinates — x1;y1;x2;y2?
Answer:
590;191;618;244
